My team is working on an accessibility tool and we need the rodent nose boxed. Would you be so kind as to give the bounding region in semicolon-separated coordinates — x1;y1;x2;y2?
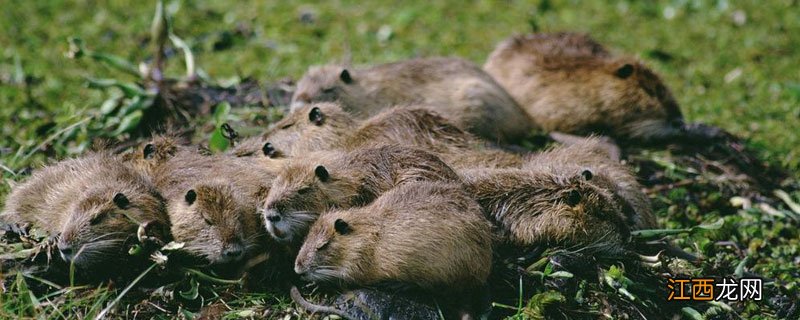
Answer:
294;261;306;275
266;213;281;223
223;244;244;261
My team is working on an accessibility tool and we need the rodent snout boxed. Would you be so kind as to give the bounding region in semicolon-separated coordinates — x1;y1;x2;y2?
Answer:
222;243;245;261
265;210;282;223
58;243;74;262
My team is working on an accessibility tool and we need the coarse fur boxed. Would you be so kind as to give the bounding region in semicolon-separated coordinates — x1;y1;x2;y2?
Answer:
291;57;536;143
484;32;686;143
262;145;460;245
0;152;170;273
461;139;656;254
152;153;277;266
295;181;492;317
262;103;524;168
523;137;657;230
121;133;197;176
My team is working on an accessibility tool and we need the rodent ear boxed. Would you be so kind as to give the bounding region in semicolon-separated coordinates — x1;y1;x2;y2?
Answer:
113;193;130;209
143;144;156;160
308;107;325;126
566;190;582;206
339;69;353;84
314;165;330;182
334;218;351;235
615;63;634;79
185;190;197;205
581;169;593;181
262;142;278;158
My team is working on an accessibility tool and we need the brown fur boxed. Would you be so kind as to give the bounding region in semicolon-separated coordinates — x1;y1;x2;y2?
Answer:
1;152;170;271
152;153;277;265
484;32;685;142
121;134;198;176
263;103;524;169
262;145;460;245
295;181;492;315
291;57;536;143
461;139;656;254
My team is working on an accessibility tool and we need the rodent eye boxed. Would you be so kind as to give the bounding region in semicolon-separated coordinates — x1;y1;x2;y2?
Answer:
317;240;330;251
202;214;213;225
322;87;335;94
297;187;313;196
280;123;294;129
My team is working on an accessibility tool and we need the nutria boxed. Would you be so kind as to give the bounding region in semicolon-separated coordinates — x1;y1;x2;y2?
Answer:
460;139;656;254
295;181;493;318
0;153;171;273
262;145;460;245
291;57;536;143
523;137;656;229
484;32;715;143
151;153;276;266
262;103;525;168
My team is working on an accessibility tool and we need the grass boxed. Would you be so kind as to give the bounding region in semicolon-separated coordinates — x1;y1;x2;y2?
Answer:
0;0;798;319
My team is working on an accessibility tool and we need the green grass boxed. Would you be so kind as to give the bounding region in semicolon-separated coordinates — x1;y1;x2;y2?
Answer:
1;0;799;319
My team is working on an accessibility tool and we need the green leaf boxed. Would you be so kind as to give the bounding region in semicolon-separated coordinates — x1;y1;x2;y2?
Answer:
88;51;140;77
111;110;143;136
681;307;704;320
179;278;199;300
523;290;565;319
734;256;749;278
213;102;231;125
208;127;230;153
631;218;724;238
547;271;574;279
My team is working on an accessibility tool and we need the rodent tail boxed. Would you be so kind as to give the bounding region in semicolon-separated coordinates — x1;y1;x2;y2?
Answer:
290;286;355;320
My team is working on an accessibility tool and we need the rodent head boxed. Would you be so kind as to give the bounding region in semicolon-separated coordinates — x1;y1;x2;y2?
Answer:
123;135;185;174
599;59;685;141
170;184;251;265
291;65;361;111
263;158;361;245
58;188;168;270
262;102;356;155
294;210;377;283
549;169;632;248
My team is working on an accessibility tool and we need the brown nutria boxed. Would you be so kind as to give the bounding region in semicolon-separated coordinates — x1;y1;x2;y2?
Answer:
484;32;700;143
460;140;656;254
0;153;171;273
523;137;656;229
295;181;492;318
262;145;460;245
291;57;536;144
262;103;525;169
151;153;277;266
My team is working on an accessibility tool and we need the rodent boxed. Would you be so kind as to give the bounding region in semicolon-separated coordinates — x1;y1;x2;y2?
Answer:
460;139;656;254
262;103;524;169
151;153;276;266
523;137;656;230
121;133;197;176
262;144;460;246
294;181;493;318
291;57;537;144
484;32;689;143
1;152;171;274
